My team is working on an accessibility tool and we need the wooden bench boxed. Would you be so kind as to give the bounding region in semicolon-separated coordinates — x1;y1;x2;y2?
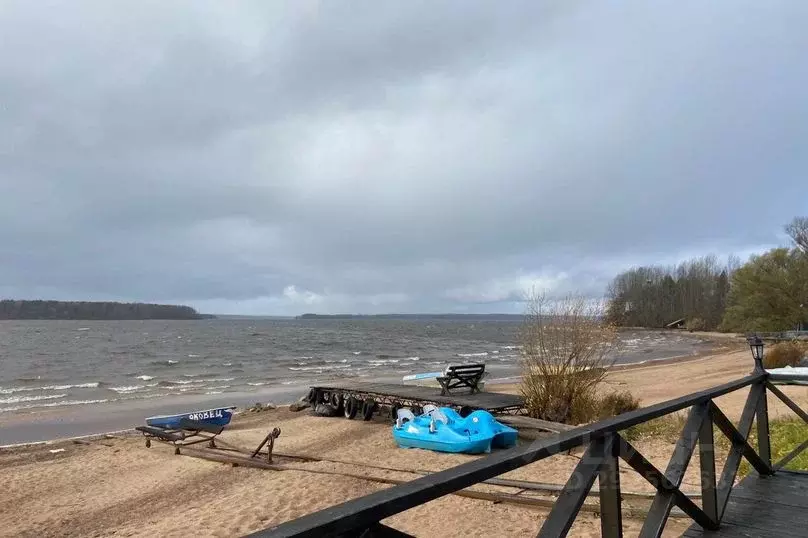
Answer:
436;363;486;395
136;419;225;454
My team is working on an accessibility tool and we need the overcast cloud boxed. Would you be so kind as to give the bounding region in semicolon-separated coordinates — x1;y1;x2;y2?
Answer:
1;1;807;315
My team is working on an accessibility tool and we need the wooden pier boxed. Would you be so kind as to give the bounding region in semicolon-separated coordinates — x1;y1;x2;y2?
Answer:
684;470;808;538
308;381;524;415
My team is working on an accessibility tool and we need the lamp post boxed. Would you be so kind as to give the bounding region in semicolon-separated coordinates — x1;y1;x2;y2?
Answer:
748;335;765;372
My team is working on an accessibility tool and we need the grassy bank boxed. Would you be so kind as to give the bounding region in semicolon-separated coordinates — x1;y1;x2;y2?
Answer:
624;415;808;477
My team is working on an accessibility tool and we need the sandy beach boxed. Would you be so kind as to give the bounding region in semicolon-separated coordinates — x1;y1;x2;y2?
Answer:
2;347;806;538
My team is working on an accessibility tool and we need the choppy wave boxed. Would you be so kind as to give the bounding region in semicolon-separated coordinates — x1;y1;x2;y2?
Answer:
108;385;145;394
0;393;67;405
0;382;99;395
0;398;109;413
183;373;217;378
135;375;154;381
150;359;179;367
457;352;489;358
368;359;399;365
158;379;207;386
289;364;352;371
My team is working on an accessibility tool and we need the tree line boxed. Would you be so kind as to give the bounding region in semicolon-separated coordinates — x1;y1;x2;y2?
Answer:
0;300;212;320
605;216;808;332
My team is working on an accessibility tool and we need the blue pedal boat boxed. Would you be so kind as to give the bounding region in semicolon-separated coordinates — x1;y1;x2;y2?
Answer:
145;406;236;429
392;406;517;454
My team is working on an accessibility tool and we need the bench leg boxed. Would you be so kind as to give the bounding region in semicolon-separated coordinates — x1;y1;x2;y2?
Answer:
437;379;450;396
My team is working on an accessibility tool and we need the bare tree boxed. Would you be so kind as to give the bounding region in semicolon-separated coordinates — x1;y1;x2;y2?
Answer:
519;291;622;423
785;216;808;252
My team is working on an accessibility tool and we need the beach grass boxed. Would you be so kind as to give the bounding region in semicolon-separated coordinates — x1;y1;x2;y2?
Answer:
621;411;688;443
622;414;808;477
726;417;808;477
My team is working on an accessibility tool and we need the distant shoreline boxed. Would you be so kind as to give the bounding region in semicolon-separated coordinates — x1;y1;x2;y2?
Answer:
296;313;526;320
0;299;214;321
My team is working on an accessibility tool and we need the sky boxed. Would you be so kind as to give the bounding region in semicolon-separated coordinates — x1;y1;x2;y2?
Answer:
1;1;807;316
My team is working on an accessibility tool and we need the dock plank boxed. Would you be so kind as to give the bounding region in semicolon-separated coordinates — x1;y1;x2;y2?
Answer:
311;381;524;413
684;471;808;537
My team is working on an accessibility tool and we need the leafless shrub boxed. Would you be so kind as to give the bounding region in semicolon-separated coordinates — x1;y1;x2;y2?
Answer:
764;341;808;369
519;292;623;424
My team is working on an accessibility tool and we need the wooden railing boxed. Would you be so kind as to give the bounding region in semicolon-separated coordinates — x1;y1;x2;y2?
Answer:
246;369;808;538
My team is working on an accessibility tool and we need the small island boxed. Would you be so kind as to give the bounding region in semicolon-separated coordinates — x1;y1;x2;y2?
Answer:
0;300;214;320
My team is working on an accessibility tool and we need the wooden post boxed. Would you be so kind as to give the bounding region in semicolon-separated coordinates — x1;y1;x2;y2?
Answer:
756;381;772;472
698;404;718;526
599;433;623;538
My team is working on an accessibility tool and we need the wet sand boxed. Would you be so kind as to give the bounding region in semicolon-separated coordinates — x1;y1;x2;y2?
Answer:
1;348;806;537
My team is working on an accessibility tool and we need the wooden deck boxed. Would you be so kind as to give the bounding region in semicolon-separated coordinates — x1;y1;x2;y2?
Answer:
310;381;524;413
684;470;808;537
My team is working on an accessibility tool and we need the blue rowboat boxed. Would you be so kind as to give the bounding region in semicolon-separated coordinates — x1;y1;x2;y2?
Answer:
145;406;236;429
392;407;517;454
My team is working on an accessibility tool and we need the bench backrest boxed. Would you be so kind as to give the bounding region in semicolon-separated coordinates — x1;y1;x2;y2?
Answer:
445;363;485;378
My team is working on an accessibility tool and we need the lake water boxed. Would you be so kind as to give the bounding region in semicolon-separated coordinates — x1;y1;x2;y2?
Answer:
0;319;712;444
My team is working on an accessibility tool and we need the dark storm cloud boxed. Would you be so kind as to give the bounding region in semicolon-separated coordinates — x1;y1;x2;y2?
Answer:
1;1;807;314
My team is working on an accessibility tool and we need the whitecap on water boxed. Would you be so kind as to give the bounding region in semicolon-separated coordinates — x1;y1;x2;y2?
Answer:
368;359;399;365
0;382;99;394
0;398;109;413
108;385;145;393
0;393;67;405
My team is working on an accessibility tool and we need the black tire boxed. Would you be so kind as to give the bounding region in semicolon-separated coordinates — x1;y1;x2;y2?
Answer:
307;388;317;404
459;406;473;418
331;392;345;414
320;391;331;404
344;397;359;419
389;402;401;422
361;399;377;421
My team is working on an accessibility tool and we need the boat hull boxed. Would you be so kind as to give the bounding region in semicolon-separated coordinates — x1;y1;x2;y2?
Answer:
145;407;235;429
